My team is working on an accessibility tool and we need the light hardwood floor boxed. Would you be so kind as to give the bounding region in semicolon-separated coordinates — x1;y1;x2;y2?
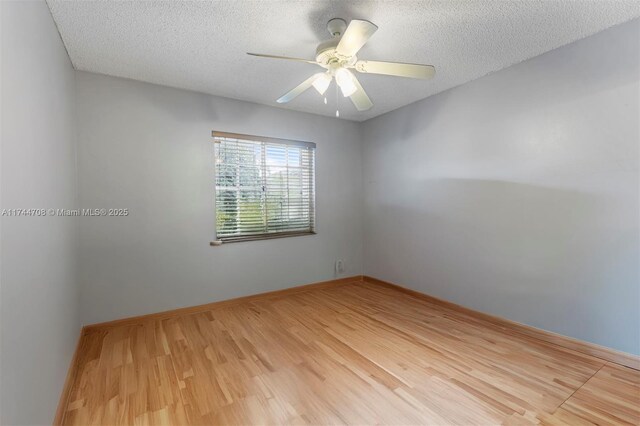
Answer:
61;280;640;425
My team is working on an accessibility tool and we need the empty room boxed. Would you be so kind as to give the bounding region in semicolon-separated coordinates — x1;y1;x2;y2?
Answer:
1;0;639;425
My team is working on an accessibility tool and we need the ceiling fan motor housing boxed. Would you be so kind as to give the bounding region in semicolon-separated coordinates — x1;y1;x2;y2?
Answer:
316;18;357;71
315;39;340;66
316;19;357;69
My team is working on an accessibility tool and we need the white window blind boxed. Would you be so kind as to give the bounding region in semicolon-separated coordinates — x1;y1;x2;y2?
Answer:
213;131;316;243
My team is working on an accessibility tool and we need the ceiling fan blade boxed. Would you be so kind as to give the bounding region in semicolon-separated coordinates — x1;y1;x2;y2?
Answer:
247;52;317;65
354;60;435;79
336;20;378;58
276;74;318;103
349;75;373;111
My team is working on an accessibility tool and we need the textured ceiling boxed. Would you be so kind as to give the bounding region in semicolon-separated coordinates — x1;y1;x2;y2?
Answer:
47;1;639;121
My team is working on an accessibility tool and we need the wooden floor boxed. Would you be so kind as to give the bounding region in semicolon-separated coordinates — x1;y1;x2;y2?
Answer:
61;280;640;425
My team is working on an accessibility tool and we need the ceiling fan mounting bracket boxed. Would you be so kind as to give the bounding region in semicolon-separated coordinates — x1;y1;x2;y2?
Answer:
327;18;347;37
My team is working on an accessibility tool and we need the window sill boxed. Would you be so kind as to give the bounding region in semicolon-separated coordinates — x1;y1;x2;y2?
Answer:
210;231;316;246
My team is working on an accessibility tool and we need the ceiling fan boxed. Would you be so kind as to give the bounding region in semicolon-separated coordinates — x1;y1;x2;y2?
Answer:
247;18;435;114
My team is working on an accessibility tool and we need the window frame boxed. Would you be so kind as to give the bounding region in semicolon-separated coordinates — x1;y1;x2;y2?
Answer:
212;131;317;245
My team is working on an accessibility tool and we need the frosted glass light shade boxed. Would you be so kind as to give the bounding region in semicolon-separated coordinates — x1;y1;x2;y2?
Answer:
312;73;332;95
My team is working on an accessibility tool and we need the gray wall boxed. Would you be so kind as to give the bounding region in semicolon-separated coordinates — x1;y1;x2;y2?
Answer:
1;1;79;424
75;72;363;324
361;19;640;355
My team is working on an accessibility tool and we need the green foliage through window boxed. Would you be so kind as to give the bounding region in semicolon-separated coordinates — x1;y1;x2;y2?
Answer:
214;134;316;241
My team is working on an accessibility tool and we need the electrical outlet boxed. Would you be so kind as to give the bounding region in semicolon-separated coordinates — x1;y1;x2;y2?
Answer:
335;259;345;275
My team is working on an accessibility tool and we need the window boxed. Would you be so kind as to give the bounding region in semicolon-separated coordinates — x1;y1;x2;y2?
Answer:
213;131;316;243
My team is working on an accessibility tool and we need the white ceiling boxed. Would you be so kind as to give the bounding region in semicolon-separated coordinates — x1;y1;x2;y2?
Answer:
47;1;639;122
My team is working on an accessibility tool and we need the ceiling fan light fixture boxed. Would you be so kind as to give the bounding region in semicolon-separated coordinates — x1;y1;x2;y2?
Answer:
335;68;357;97
311;72;332;95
